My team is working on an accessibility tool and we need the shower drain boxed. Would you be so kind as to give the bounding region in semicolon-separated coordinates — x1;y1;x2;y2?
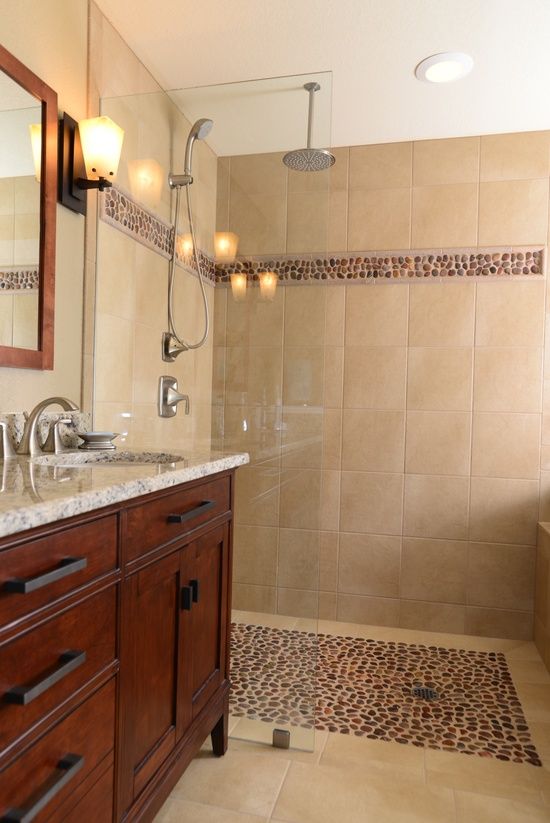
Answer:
412;685;439;701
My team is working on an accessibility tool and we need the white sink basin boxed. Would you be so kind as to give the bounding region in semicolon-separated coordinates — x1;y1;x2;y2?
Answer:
33;450;185;467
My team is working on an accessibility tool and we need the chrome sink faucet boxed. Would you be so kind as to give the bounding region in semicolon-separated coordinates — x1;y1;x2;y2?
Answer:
17;397;79;457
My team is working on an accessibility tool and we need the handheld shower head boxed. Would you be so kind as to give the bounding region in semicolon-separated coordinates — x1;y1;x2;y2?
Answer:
184;118;213;175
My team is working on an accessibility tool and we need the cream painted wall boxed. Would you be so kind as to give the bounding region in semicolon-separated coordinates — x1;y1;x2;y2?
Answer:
0;0;88;412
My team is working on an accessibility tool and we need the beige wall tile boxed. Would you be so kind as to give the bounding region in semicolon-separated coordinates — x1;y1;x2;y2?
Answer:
287;191;329;253
413;137;480;186
229;190;286;255
412;184;478;248
468;542;535;611
408;282;475;347
540;473;550;522
465;607;533;641
469;477;540;545
338;532;401;597
283;346;324;406
328;190;348;250
405;411;471;476
407;348;473;411
323;408;342;469
233;525;278;586
471;412;541;480
215;156;230;230
342;409;405;472
230;152;287;195
320;470;341;532
223;405;282;466
284;286;326;347
318;591;337;620
403;475;470;540
234;465;280;526
480;131;550;181
340;472;403;535
473;347;542;413
348;188;411;251
278;528;320;589
329;147;350;191
282;408;323;468
232;583;276;614
225;346;282;407
279;468;321;530
344;347;407;409
95;313;133;403
325;286;345;346
401;537;468;603
324;346;344;408
475;281;545;347
400;601;466;634
349;142;412;189
277;588;319;619
337;594;401;627
345;284;408;346
478;179;549;245
319;531;338;591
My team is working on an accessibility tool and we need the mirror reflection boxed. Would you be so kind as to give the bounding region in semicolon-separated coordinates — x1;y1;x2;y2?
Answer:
0;70;41;351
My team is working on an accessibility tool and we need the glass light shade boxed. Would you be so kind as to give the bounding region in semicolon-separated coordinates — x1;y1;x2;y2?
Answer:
78;116;124;181
259;271;277;302
214;231;239;262
176;233;194;257
128;158;163;207
230;272;247;302
415;52;473;83
29;123;41;182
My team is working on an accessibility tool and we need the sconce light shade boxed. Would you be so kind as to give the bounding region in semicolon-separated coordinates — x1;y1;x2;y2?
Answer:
58;112;124;216
259;271;277;302
214;231;239;263
128;158;163;208
176;233;194;258
230;272;247;302
29;124;41;182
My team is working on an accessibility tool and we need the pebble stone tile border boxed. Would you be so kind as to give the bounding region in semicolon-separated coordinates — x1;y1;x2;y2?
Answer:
0;268;39;292
230;622;542;766
99;186;544;286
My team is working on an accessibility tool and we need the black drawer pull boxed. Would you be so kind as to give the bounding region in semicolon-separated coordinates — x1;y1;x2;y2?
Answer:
4;557;87;594
0;752;84;822
190;578;200;603
181;586;192;611
167;500;215;524
4;650;86;706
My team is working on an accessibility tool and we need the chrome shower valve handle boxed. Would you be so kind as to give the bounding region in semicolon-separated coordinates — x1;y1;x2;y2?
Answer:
158;376;190;418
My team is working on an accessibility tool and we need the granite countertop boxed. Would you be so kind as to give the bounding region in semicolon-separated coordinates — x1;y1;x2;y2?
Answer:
0;449;249;540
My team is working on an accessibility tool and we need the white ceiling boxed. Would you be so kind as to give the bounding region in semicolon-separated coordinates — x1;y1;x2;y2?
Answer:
95;0;550;152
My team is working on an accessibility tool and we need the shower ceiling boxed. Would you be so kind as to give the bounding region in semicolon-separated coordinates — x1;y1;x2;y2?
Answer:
95;0;550;149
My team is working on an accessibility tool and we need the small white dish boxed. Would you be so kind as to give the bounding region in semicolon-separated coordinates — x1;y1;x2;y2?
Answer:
76;431;119;451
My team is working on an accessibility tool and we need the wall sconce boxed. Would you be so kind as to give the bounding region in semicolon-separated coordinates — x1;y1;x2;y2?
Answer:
59;113;124;216
28;124;41;182
214;231;239;263
230;272;247;302
128;158;163;208
259;271;278;302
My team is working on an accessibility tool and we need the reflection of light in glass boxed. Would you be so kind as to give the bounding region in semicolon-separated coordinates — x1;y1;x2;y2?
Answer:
78;116;124;181
29;124;41;182
121;412;132;418
230;272;247;302
242;419;248;432
259;271;277;302
214;231;239;262
128;158;163;207
176;233;193;257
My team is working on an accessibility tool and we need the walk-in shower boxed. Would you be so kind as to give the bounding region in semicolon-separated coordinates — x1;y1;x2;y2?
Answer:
162;117;213;361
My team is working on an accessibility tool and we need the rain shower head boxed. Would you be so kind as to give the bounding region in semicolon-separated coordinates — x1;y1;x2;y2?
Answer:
283;83;335;172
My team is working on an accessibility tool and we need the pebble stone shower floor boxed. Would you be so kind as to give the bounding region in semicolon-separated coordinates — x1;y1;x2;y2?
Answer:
229;622;542;767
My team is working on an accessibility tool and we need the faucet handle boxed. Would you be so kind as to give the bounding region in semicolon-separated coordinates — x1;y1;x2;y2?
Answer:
0;421;16;460
158;376;190;418
42;418;73;455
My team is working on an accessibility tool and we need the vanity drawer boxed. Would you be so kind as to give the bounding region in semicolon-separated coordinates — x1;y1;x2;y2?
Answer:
0;678;115;823
0;514;117;629
0;587;116;754
125;476;230;561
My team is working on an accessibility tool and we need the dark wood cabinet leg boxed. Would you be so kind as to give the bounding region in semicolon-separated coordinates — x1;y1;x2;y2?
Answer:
211;710;228;756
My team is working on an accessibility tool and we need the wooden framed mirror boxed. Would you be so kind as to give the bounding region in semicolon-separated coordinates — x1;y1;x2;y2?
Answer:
0;44;57;370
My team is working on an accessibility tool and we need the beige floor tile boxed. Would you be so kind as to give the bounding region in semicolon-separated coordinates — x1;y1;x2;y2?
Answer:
515;684;550;723
455;791;549;823
232;610;298;630
154;797;268;822
528;721;550;759
230;721;327;763
507;659;550;684
320;732;425;776
505;641;544;662
272;761;455;823
170;749;289;817
425;748;542;801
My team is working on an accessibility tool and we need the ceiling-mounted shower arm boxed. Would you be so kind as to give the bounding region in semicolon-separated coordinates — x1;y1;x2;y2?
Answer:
304;81;320;150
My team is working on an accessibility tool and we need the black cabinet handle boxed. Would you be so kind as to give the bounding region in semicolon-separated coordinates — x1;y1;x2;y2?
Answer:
0;753;84;822
181;586;192;611
190;579;200;603
167;500;215;524
4;650;86;706
4;557;87;594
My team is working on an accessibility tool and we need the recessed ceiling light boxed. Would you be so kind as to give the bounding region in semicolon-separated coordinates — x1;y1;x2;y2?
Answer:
415;52;474;83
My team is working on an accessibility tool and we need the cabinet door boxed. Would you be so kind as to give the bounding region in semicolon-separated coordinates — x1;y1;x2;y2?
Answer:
179;522;230;733
119;552;181;810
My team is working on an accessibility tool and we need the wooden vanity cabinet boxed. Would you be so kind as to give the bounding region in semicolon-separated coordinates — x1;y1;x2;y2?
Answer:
0;469;236;823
